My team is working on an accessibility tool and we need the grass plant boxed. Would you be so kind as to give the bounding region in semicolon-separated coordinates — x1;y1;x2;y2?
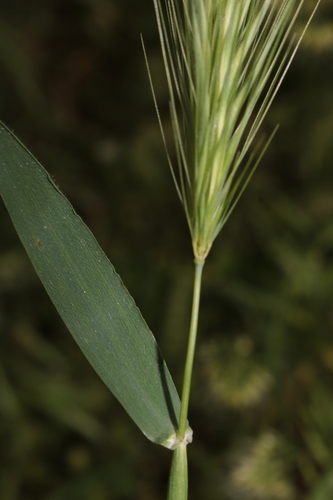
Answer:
151;0;321;497
0;1;322;499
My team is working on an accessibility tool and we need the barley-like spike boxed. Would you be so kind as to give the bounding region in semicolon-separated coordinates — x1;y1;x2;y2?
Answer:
152;0;321;260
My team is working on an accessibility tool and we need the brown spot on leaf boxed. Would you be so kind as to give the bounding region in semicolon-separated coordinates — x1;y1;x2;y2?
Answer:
34;237;44;250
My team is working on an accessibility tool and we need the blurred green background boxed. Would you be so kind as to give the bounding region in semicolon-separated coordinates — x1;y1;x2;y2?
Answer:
0;1;333;499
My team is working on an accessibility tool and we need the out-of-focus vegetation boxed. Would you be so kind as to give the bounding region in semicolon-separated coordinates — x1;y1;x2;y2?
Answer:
0;0;332;499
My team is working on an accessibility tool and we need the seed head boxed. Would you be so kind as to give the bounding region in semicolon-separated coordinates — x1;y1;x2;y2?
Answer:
151;0;320;261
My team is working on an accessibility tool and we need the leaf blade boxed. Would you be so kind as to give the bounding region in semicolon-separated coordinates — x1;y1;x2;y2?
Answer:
0;122;187;448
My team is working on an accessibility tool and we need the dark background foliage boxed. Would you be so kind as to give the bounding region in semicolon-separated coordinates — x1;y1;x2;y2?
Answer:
0;1;333;499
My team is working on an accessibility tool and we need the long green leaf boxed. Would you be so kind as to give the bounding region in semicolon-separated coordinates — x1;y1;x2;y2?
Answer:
0;122;189;448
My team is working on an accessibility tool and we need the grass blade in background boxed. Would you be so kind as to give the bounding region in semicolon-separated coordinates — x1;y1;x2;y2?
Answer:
0;121;188;448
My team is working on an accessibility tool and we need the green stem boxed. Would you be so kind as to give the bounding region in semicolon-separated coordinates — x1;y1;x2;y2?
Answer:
167;443;188;500
177;259;205;439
